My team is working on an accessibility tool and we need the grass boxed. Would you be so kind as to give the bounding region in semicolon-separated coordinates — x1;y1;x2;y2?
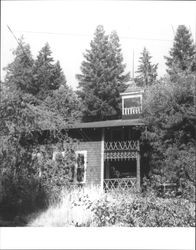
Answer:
28;185;104;226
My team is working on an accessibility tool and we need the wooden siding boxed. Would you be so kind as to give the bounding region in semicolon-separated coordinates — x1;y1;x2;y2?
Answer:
76;141;102;186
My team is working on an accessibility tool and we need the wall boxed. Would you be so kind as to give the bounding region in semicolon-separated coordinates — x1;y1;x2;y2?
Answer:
68;129;102;186
76;141;102;186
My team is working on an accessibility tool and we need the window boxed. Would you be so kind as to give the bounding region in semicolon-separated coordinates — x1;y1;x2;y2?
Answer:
124;96;141;108
122;94;142;115
75;151;87;183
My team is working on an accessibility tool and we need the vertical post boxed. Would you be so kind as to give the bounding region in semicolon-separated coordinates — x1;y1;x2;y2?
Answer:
100;128;105;190
122;97;125;116
136;141;141;192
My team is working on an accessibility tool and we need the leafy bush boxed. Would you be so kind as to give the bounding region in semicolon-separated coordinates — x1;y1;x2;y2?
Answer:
91;193;195;227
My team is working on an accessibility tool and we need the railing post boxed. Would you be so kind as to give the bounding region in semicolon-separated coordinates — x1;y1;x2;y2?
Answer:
136;141;141;192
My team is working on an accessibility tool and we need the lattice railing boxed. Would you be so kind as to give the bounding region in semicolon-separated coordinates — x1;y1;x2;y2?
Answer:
104;151;137;160
104;178;137;190
123;107;142;115
104;140;139;160
104;140;139;151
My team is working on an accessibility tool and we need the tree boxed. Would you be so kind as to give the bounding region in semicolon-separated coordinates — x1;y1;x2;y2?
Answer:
3;37;35;94
33;43;67;100
76;25;130;121
165;25;196;78
142;72;195;199
135;47;158;87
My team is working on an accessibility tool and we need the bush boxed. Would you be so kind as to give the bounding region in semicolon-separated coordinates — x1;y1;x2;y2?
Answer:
92;193;195;227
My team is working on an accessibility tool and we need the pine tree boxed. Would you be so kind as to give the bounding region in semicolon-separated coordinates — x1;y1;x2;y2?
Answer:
33;43;67;100
3;37;35;94
135;47;158;87
76;25;130;121
165;25;196;77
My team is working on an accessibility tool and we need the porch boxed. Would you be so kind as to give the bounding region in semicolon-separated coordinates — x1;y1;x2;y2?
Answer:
103;140;141;191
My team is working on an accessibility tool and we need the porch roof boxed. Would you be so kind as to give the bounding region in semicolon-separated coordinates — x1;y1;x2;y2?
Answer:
70;118;144;129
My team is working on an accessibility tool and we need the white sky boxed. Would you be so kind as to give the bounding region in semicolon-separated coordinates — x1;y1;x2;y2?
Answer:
1;0;196;89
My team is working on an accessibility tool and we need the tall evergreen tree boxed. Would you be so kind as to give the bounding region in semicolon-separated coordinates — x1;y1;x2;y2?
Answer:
33;43;67;100
135;47;158;87
76;25;130;121
3;37;35;94
165;25;196;77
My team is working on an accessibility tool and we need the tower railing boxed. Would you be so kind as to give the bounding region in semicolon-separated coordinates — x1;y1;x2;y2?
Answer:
122;106;142;115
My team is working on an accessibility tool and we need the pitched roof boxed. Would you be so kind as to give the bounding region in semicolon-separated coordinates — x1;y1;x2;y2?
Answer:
69;118;144;129
121;80;144;95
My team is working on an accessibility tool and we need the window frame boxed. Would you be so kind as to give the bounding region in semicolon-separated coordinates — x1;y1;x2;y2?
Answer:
122;94;143;111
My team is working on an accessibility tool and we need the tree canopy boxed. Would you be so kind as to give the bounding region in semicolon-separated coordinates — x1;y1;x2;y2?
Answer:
135;47;158;87
165;25;196;78
32;43;67;100
76;25;130;121
2;39;81;126
3;37;35;94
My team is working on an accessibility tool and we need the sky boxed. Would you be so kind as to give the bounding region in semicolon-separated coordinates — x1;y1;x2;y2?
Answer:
1;0;196;89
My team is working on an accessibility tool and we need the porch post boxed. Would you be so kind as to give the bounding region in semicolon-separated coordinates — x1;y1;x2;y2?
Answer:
100;128;105;190
136;141;141;192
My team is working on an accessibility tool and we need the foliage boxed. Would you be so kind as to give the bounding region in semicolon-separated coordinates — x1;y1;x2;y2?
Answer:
142;73;195;200
135;47;158;87
44;85;83;124
3;37;35;94
165;25;196;79
29;187;195;227
0;89;76;217
32;43;67;100
0;39;80;221
76;25;130;121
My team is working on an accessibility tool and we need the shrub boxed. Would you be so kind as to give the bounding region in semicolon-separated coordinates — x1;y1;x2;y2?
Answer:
92;193;195;227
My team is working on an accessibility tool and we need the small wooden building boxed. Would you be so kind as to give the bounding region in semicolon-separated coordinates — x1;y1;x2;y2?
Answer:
68;83;145;191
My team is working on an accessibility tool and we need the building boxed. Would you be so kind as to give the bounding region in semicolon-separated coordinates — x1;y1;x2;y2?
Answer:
68;82;146;191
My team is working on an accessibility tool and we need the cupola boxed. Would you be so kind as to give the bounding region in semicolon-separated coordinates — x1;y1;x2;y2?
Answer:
120;80;144;119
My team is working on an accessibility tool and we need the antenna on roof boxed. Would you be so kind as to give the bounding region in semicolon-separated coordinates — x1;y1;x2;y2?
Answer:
132;49;134;79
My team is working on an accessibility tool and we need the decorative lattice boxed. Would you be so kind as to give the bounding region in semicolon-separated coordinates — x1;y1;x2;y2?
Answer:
104;140;139;152
104;151;137;160
104;178;137;190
